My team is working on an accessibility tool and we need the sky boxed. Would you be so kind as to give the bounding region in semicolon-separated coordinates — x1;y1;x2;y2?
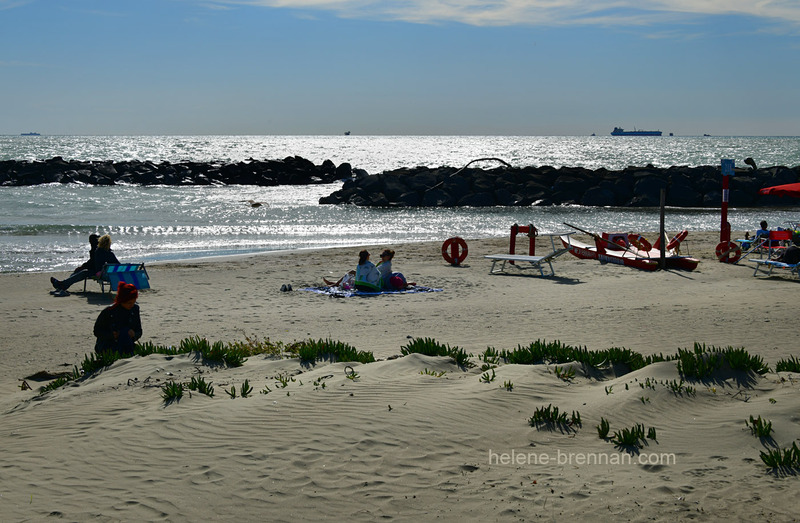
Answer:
1;0;799;136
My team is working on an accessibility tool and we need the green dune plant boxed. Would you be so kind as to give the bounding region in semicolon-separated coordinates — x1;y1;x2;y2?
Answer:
676;343;769;380
480;347;501;366
161;381;183;404
675;345;722;379
665;379;696;397
776;355;800;373
597;417;611;439
746;415;773;438
274;373;295;388
402;337;472;368
480;368;496;383
502;380;514;391
497;341;666;373
239;379;253;398
553;365;576;382
185;376;215;397
295;338;375;365
528;404;581;431
37;366;81;395
610;423;649;448
760;442;800;470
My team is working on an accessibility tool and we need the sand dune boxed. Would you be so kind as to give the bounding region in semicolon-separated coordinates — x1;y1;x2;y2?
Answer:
2;232;799;520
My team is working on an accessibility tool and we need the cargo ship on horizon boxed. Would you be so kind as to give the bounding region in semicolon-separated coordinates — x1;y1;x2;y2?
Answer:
611;127;662;136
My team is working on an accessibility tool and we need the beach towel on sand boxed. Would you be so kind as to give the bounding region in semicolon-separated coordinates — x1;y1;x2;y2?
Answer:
300;286;442;298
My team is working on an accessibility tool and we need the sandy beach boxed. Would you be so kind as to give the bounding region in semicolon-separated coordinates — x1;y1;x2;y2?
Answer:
2;231;799;521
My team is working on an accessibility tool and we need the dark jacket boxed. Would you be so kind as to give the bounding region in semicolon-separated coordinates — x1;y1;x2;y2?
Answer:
93;248;120;274
75;245;97;273
94;304;142;356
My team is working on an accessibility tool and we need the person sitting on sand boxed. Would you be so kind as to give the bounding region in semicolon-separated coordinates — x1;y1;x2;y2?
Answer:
354;249;382;292
94;281;142;357
376;249;395;289
375;249;417;290
51;234;120;293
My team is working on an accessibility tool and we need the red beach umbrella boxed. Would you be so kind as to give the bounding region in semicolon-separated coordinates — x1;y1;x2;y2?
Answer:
759;182;800;198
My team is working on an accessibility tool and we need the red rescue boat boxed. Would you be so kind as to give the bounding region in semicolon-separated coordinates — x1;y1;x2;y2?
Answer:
560;227;699;271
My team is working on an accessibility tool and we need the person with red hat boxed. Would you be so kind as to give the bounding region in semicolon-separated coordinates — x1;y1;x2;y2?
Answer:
93;281;142;356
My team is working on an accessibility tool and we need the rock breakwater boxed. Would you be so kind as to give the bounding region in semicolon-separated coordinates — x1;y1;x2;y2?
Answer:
0;156;354;187
319;163;800;208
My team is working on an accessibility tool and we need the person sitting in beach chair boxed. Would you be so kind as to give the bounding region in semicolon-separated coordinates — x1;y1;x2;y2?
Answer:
94;281;142;357
776;236;800;265
50;234;120;295
755;220;770;241
73;233;100;274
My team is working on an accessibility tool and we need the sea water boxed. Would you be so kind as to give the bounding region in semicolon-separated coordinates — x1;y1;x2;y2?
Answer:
1;135;799;273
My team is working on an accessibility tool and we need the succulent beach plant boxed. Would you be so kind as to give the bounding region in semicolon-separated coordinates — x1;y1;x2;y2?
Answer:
760;442;800;470
161;381;184;404
528;404;581;431
402;337;473;368
776;355;800;373
746;415;773;438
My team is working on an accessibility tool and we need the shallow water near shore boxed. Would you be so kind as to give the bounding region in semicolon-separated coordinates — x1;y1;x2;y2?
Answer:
3;182;798;273
2;135;799;273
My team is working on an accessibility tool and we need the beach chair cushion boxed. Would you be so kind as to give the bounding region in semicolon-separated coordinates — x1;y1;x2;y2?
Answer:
103;263;150;290
85;263;150;293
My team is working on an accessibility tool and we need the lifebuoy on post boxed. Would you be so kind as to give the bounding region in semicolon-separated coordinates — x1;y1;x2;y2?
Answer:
627;233;652;252
442;237;468;265
666;230;689;251
715;240;742;263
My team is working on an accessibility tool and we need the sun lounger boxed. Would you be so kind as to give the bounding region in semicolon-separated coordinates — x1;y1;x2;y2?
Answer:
752;259;800;278
485;249;569;276
84;263;151;293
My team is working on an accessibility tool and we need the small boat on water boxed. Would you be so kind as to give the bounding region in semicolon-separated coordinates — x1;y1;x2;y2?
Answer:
611;127;662;136
560;228;699;271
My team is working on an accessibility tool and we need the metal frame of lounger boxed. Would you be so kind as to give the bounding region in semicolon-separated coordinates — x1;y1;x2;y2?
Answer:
752;259;800;278
485;232;574;277
484;250;569;276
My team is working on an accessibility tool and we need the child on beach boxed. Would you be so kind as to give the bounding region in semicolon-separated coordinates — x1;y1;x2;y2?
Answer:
93;282;142;357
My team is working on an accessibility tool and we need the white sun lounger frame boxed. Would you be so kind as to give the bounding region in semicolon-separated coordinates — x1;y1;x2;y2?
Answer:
485;232;573;277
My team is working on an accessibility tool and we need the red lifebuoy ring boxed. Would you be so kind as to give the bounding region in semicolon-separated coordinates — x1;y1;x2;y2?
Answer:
666;230;689;251
715;241;742;263
442;237;468;265
627;234;652;252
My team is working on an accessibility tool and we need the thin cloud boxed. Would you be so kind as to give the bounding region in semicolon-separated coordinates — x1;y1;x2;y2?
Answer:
207;0;800;27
